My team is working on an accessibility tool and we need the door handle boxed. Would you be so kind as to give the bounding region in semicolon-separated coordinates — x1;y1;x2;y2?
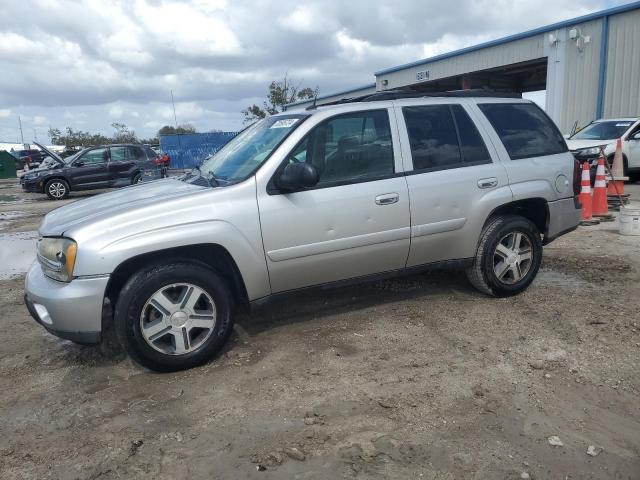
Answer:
375;193;399;205
477;177;498;189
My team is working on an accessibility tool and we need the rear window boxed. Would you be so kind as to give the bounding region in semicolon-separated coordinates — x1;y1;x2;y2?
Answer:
478;103;567;160
402;104;491;171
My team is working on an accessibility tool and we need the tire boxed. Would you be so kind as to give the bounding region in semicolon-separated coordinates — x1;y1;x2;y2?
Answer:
114;262;234;372
45;179;70;200
132;173;142;184
466;215;543;297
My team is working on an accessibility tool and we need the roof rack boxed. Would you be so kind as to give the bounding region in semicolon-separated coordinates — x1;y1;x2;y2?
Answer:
321;88;521;106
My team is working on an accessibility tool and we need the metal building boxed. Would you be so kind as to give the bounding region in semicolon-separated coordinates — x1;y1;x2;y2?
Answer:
286;1;640;134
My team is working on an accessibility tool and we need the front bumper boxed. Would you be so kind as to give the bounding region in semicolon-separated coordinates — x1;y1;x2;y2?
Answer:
21;178;44;192
24;262;109;344
544;196;581;244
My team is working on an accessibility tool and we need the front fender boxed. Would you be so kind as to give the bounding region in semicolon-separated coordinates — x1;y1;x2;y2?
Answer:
74;220;271;301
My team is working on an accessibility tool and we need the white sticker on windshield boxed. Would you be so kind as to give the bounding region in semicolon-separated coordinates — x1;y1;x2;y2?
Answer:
270;118;299;129
616;122;632;127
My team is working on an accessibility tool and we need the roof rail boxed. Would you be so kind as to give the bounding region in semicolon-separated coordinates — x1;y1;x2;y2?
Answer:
321;88;522;106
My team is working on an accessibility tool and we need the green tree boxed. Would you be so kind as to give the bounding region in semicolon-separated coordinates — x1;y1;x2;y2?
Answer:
111;122;137;143
242;75;318;123
157;124;197;136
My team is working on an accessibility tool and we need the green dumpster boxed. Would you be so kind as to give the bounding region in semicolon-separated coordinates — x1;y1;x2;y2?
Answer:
0;151;18;179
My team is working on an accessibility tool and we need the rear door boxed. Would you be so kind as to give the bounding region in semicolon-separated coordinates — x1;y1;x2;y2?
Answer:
107;145;141;185
69;147;111;189
257;108;411;293
394;100;511;266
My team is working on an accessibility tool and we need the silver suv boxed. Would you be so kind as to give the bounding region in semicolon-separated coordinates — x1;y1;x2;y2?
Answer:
24;91;581;371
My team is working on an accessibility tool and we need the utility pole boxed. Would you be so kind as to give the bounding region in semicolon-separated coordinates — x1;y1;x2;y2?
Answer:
171;90;178;128
18;115;24;145
33;128;38;142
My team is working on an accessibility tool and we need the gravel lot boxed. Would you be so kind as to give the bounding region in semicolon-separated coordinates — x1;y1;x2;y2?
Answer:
1;179;639;479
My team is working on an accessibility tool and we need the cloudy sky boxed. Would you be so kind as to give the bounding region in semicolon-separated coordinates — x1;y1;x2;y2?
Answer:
0;0;629;143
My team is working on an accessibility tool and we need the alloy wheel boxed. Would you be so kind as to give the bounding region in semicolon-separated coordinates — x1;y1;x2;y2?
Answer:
493;231;533;284
140;283;217;355
48;182;66;198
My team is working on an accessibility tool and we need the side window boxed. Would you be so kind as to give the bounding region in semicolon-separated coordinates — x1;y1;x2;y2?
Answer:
109;146;128;162
478;103;567;159
288;110;394;187
128;146;146;161
79;148;108;165
402;105;462;170
451;105;491;164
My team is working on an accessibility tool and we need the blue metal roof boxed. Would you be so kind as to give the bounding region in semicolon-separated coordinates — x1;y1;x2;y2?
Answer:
285;83;376;108
375;0;640;76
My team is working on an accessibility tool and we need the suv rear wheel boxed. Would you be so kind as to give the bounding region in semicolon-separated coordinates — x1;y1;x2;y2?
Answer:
45;179;70;200
114;261;234;372
466;215;542;297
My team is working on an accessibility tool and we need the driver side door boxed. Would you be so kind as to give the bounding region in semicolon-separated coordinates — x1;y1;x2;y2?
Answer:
69;147;111;189
257;108;411;293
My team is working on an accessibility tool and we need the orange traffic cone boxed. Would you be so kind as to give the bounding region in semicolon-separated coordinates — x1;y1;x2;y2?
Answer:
607;138;627;196
592;156;609;216
579;161;592;220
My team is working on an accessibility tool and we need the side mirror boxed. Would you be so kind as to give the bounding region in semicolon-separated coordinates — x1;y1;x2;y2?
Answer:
277;162;319;191
632;132;640;141
75;160;85;167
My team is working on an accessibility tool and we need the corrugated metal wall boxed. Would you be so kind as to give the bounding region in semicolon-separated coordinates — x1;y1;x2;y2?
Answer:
603;8;640;117
159;132;236;170
558;19;603;132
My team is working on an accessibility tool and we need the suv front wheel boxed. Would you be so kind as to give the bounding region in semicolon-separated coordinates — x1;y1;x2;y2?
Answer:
45;179;70;200
466;215;542;297
114;261;234;372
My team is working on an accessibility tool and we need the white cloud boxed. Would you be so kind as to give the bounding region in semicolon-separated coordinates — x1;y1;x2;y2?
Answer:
33;115;47;125
0;0;612;137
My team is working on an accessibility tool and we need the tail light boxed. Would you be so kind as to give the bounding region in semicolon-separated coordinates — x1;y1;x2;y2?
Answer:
572;158;581;196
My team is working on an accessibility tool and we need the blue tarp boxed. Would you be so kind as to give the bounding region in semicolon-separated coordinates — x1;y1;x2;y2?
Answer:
159;132;236;169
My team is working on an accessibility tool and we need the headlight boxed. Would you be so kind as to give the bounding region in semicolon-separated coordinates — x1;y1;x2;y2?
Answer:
37;237;78;282
576;147;603;156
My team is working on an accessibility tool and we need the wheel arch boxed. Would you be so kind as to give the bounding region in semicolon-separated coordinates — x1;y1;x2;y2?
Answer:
43;176;71;193
484;197;549;238
104;243;249;313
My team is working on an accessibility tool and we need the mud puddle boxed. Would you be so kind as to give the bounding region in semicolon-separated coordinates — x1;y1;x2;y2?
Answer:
0;231;38;279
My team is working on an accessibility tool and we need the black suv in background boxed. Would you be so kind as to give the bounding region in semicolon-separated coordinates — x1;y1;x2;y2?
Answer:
21;143;158;199
12;148;48;170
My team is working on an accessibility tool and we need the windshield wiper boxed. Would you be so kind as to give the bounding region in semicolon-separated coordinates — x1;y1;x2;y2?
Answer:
207;171;220;187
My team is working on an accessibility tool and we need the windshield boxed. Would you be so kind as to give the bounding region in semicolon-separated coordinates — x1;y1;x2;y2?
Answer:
199;114;308;184
63;149;85;164
570;121;634;140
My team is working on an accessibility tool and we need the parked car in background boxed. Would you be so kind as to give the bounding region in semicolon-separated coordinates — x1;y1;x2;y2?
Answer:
11;148;48;170
24;91;581;371
20;142;158;199
566;117;640;179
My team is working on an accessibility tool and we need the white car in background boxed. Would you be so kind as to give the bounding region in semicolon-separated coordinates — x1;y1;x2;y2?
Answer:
566;117;640;180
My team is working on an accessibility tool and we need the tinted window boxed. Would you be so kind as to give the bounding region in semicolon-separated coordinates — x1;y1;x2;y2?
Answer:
143;146;157;159
403;105;461;170
109;146;127;161
128;146;146;161
479;103;567;159
451;105;491;164
287;110;394;186
79;148;108;165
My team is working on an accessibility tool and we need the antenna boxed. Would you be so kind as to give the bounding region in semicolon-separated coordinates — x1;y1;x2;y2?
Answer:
171;90;178;128
18;115;24;144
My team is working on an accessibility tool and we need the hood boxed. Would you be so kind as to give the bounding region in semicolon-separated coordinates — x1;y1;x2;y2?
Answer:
40;179;207;236
33;141;64;162
566;139;616;151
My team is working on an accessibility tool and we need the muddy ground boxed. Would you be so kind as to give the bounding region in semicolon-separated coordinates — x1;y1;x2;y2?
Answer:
0;179;639;479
